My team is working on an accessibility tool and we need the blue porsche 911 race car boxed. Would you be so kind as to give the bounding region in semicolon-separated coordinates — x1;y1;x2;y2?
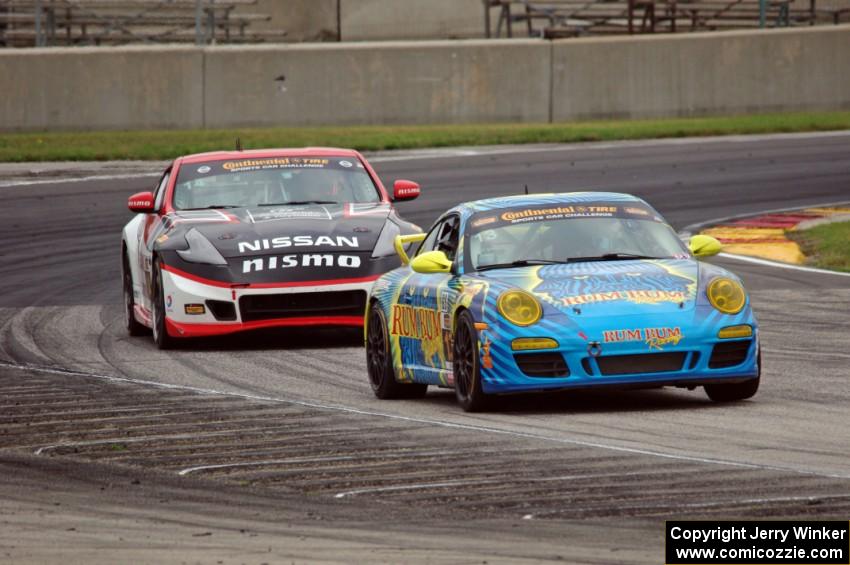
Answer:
365;192;760;411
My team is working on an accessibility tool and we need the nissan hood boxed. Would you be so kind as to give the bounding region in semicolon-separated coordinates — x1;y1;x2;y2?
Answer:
171;203;392;258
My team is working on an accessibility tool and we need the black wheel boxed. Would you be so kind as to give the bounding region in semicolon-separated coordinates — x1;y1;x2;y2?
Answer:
453;310;489;412
704;348;761;402
122;252;147;337
366;304;426;399
151;257;175;350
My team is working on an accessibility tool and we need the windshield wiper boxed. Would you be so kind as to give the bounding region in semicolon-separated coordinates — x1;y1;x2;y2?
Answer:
476;259;566;272
566;253;663;263
258;200;337;206
182;205;238;210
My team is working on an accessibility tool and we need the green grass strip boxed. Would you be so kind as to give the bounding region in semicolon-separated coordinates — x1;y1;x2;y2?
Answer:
1;111;849;162
788;221;850;273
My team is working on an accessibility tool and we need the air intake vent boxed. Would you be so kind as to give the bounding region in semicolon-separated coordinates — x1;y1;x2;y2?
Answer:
239;290;367;322
205;300;237;321
709;340;752;369
596;352;686;376
514;353;569;377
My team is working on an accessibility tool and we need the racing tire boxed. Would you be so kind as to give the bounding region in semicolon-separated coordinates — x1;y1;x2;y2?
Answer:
151;257;176;350
704;348;761;402
366;304;427;400
453;310;489;412
122;252;147;337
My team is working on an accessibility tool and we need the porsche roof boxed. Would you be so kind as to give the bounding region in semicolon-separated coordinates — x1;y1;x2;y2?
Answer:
454;192;646;214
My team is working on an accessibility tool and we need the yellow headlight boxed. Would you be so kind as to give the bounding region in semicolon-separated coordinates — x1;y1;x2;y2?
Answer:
707;278;746;314
717;324;753;339
512;338;558;351
497;290;542;327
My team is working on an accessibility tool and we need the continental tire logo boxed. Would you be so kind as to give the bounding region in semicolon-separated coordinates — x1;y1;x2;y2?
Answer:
501;207;576;221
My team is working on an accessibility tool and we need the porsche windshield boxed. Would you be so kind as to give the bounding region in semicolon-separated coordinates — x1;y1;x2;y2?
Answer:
173;156;382;210
467;202;688;271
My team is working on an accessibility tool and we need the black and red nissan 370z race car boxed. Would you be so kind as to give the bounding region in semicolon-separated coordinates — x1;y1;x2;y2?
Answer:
121;148;422;348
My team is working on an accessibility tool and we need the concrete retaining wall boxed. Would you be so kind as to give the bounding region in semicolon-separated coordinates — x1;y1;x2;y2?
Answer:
0;46;204;131
203;40;550;128
1;26;849;132
552;26;850;120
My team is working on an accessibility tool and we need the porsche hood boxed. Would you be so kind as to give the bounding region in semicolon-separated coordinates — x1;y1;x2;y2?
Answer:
477;259;701;317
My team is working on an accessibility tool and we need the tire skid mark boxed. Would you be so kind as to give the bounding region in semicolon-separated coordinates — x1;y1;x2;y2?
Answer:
0;402;226;422
0;308;20;361
2;307;54;365
248;453;552;488
764;347;850;360
164;350;289;400
179;448;472;476
0;392;220;410
31;423;302;455
119;426;410;466
333;469;679;500
524;493;850;520
3;359;850;482
457;474;844;518
3;355;850;519
95;306;187;385
0;263;116;309
237;349;365;395
329;464;698;499
34;429;274;456
8;406;289;431
42;305;120;370
118;432;412;466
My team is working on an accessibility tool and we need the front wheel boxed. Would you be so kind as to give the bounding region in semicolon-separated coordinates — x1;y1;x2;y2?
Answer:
453;310;489;412
366;304;426;399
704;348;761;402
122;252;147;337
151;258;175;350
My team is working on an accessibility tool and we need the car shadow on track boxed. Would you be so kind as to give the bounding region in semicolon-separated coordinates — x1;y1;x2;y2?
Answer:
417;386;730;415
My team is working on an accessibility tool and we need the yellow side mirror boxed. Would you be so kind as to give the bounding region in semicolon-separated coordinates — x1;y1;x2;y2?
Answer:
689;234;722;259
393;233;427;265
410;250;453;274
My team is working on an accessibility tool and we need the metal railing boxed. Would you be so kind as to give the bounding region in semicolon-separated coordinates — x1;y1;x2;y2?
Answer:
1;0;285;47
482;0;844;37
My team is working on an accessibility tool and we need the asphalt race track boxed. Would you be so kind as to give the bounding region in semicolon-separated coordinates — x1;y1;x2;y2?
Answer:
1;132;849;563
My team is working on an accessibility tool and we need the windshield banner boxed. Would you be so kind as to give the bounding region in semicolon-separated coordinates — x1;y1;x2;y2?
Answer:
178;156;362;184
469;202;664;232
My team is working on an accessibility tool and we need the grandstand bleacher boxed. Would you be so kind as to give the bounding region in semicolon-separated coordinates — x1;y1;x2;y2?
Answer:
0;0;286;47
483;0;848;38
